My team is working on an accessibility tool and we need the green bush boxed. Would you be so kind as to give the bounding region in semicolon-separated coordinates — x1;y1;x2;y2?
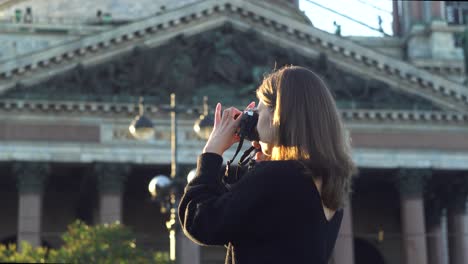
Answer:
0;242;48;263
0;220;170;264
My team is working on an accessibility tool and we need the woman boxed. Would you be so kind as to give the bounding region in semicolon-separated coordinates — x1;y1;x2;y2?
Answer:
178;65;356;264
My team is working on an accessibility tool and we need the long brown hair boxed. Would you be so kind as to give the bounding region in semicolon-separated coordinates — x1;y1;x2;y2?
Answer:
256;65;356;210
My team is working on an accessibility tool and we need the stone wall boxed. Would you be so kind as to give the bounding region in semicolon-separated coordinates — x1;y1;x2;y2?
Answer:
1;0;200;22
0;0;304;61
349;30;466;85
0;0;198;59
0;191;17;244
123;191;169;250
1;0;299;23
353;180;401;264
42;190;80;248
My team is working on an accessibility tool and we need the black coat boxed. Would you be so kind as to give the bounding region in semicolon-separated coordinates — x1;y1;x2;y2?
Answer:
178;153;343;264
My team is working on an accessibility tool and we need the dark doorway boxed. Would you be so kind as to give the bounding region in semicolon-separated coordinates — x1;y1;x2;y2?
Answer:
0;235;53;249
354;238;386;264
0;235;16;246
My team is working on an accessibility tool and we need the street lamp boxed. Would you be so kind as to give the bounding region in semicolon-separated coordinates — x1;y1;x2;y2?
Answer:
148;175;172;213
193;96;214;140
186;168;197;184
130;93;211;263
129;97;155;140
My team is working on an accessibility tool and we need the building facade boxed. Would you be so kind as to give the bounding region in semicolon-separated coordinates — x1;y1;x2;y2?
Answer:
0;0;467;263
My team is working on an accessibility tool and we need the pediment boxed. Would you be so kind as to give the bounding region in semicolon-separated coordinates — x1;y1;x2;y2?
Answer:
0;0;466;112
1;25;443;111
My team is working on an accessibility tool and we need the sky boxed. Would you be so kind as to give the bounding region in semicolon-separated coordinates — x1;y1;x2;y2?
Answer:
299;0;394;37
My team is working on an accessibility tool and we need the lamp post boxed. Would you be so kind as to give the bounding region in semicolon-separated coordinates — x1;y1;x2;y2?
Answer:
130;93;212;264
193;96;214;140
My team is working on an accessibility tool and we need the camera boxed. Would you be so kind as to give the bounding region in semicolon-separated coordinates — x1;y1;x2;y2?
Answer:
226;108;260;178
237;108;259;141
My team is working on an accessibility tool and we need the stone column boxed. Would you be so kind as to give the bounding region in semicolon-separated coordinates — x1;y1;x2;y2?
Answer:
173;181;201;264
14;162;50;250
398;169;430;264
95;163;130;224
331;198;354;264
447;175;468;264
176;225;201;264
431;1;446;20
426;175;450;264
427;207;449;264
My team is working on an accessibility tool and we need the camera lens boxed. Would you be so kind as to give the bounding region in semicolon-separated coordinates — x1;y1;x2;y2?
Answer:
239;109;259;141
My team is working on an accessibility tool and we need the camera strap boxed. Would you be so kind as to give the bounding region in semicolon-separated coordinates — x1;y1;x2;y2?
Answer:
225;137;244;177
225;138;258;179
238;146;257;166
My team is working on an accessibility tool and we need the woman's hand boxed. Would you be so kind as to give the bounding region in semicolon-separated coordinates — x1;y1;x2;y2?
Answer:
203;102;255;156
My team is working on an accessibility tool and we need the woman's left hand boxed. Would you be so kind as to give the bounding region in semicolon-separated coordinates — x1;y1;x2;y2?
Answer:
203;102;255;156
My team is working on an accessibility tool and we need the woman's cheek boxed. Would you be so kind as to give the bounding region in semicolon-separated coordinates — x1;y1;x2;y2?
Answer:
258;117;275;143
257;116;268;141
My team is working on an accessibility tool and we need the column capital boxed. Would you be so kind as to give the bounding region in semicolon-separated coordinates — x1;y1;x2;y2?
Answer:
397;168;432;198
94;162;131;193
13;162;50;194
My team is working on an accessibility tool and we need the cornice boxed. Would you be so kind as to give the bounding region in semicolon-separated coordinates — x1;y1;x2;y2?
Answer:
1;99;466;125
341;109;468;124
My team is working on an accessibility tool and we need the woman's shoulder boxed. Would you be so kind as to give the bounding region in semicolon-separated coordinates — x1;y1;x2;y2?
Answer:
246;160;323;200
254;159;302;169
249;159;305;180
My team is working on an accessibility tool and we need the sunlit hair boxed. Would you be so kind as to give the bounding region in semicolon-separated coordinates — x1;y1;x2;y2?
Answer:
256;65;357;210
